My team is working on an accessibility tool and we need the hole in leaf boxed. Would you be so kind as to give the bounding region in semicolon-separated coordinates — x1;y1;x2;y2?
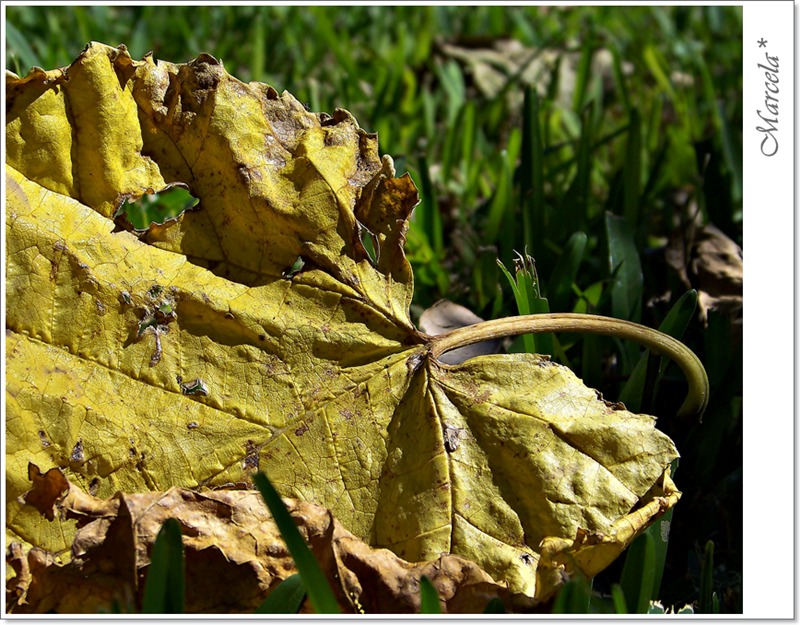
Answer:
115;186;199;229
283;256;306;278
359;223;380;265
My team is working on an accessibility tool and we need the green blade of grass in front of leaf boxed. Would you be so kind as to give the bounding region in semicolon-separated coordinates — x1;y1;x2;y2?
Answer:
552;574;592;614
419;576;442;614
141;518;185;614
647;506;674;600
610;584;628;614
253;472;341;614
633;459;678;604
619;530;656;614
483;597;505;614
255;573;307;614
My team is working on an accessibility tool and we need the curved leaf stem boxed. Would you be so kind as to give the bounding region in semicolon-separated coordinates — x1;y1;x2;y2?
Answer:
429;313;708;420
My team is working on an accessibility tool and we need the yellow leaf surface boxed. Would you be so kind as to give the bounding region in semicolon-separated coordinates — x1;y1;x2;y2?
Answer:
5;43;680;603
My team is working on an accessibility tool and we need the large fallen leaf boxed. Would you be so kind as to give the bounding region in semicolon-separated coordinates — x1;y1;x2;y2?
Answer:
6;42;683;605
7;465;537;614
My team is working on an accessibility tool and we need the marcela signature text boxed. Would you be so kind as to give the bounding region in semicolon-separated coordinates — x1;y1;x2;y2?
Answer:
756;51;780;157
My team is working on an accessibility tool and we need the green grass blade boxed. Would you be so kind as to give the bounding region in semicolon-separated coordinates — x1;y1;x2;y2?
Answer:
498;254;554;354
610;584;628;614
605;211;642;324
415;155;443;256
255;573;307;614
610;46;631;115
436;58;466;127
483;597;505;614
485;157;512;244
699;540;715;614
618;289;698;413
251;11;265;82
497;258;534;354
497;259;523;308
460;101;477;176
619;530;656;614
5;20;42;72
142;518;185;614
560;106;594;240
647;506;674;599
419;576;442;614
552;574;592;614
572;41;594;113
521;86;545;256
696;55;742;204
253;472;341;614
643;44;676;101
636;458;678;604
546;231;587;312
623;108;642;232
653;290;698;380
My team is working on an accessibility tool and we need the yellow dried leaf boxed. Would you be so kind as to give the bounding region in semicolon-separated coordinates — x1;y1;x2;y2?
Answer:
6;43;683;604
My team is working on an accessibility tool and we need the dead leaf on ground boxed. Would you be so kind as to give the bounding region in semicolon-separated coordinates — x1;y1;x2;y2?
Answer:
419;299;505;364
666;221;743;340
6;42;681;610
6;465;537;614
437;38;629;109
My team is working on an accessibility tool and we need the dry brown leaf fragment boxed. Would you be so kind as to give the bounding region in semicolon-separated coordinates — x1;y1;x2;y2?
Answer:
666;221;742;340
7;466;536;614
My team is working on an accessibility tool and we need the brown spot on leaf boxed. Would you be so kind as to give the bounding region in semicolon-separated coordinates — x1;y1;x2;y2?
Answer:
294;423;309;437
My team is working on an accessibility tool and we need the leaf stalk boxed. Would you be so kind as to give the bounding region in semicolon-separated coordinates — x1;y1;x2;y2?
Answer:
429;313;708;420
